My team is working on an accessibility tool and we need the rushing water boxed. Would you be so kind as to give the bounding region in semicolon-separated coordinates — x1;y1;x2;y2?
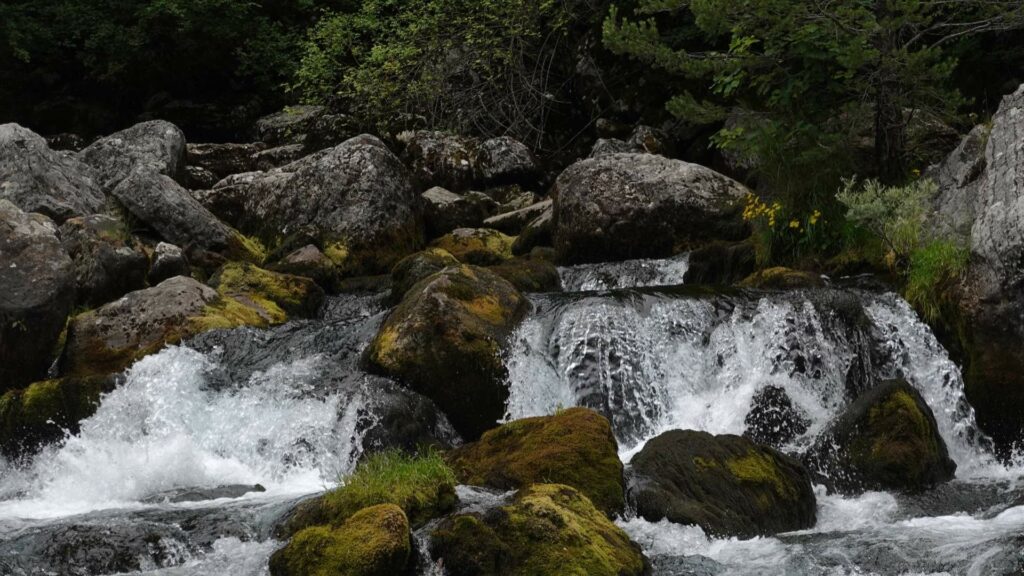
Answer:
1;255;1023;575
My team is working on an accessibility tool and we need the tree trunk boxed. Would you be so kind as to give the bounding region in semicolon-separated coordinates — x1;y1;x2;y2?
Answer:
874;82;907;184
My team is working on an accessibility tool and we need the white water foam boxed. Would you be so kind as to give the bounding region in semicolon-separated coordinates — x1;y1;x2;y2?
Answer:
0;346;362;519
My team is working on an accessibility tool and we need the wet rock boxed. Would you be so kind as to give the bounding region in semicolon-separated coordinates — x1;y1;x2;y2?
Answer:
448;408;624;515
476;136;540;187
209;262;325;319
0;201;75;391
510;203;554;256
684;240;757;285
484;199;552;235
804;380;956;494
240;135;424;276
271;504;412;576
388;248;459;304
186;142;265;179
148;242;190;284
487;257;560;292
554;153;749;264
366;265;528;439
1;124;106;223
423;186;498;236
629;430;816;538
430;484;646;576
141;484;266;504
430;228;515;266
743;385;810;449
740;267;825;290
0;374;117;458
79;120;187;190
58;214;148;307
61;276;284;377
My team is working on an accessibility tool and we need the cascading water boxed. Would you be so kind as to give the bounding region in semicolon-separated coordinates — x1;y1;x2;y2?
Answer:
506;255;1024;575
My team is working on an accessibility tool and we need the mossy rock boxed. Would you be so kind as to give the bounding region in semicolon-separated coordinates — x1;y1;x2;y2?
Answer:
629;430;816;538
0;375;116;458
430;228;515;266
447;408;624;515
269;244;339;293
804;380;956;494
388;248;459;304
62;276;287;377
365;265;528;439
270;504;412;576
486;257;561;293
210;262;325;318
740;267;824;290
281;450;457;537
430;484;646;576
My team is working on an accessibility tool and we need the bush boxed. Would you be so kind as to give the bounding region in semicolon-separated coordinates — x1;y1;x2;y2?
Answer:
293;0;596;147
906;241;968;322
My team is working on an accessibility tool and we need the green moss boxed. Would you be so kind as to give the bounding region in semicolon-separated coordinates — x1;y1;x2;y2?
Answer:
323;241;350;266
270;504;412;576
430;229;515;265
284;450;457;536
726;450;796;500
211;262;324;318
431;484;645;576
447;407;625;515
225;230;268;264
0;376;114;457
189;295;283;333
857;388;939;483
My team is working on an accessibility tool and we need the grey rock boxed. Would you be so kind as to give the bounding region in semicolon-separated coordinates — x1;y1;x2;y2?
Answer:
79;120;187;191
476;136;540;186
398;130;479;191
185;165;219;190
511;203;554;256
112;169;235;253
0;124;106;222
254;105;360;151
554;153;750;264
148;242;190;285
252;143;307;171
422;187;498;236
928;124;990;240
0;201;75;391
485;199;552;235
58;214;148;308
589;138;635;158
45;133;87;152
627;125;667;154
186;142;266;179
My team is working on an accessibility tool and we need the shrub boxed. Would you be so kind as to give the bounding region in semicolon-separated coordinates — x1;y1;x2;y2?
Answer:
906;241;968;322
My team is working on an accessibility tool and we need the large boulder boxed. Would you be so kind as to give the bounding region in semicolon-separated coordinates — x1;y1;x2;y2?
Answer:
58;214;148;308
0;124;106;222
422;187;498;236
430;484;646;576
240;135;424;276
254;105;360;152
270;504;412;576
0;201;75;392
61;276;287;377
79;120;186;191
398;131;539;191
476;136;540;187
554;153;749;264
928;84;1024;451
366;265;528;439
388;248;460;304
447;408;624;515
628;430;816;538
804;380;956;494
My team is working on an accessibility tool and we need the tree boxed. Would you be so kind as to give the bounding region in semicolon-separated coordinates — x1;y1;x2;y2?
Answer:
604;0;1024;187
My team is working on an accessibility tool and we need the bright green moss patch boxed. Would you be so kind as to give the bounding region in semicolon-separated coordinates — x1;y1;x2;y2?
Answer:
226;230;268;264
270;504;412;576
284;450;457;536
448;407;625;515
726;450;797;500
211;262;325;318
0;375;115;457
430;228;515;265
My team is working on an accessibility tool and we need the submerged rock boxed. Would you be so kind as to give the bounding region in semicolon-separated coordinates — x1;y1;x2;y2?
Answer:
79;120;187;190
553;153;749;264
0;123;106;222
270;504;412;576
628;430;816;538
58;214;148;307
447;408;625;515
804;380;956;494
430;484;646;576
366;265;528;439
0;201;75;392
430;228;515;266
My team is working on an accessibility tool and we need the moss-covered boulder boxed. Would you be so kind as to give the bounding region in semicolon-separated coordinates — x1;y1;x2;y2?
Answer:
447;408;624;515
804;380;956;494
430;228;515;266
740;267;825;290
62;276;287;376
58;214;149;308
210;262;325;319
430;484;646;576
366;265;528;439
281;450;457;537
268;245;338;292
0;375;116;458
629;430;816;538
270;504;412;576
388;248;459;304
487;257;560;293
